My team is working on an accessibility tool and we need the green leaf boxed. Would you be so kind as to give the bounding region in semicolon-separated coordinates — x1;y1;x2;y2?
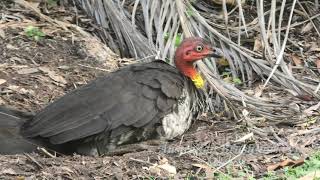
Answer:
186;4;194;17
163;33;182;48
233;78;242;85
174;33;182;47
47;0;58;6
222;71;231;77
24;25;46;41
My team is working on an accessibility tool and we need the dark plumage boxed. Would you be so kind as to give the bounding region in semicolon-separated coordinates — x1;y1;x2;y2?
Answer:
0;37;222;156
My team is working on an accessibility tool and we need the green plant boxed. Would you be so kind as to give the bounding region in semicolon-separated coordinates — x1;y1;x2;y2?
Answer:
186;4;194;17
284;152;320;179
24;26;46;41
47;0;58;6
164;33;182;48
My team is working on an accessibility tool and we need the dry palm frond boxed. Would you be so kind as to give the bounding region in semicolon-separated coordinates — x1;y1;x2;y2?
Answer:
74;0;320;124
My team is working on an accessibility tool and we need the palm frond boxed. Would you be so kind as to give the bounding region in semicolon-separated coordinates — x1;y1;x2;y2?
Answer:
74;0;320;124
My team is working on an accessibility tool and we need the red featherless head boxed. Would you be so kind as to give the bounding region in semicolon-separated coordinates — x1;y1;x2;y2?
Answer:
174;37;222;86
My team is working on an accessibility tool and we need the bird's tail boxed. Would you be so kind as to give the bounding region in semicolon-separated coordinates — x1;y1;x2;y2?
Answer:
0;106;37;154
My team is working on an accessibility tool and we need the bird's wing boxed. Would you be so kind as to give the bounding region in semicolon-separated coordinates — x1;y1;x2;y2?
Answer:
21;61;185;144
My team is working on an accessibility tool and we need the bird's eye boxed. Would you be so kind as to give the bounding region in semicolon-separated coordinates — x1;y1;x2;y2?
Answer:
195;45;203;52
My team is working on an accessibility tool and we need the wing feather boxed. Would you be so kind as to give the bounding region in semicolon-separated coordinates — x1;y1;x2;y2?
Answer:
21;61;185;145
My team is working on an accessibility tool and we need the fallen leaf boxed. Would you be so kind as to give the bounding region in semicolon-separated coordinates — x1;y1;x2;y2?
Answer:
253;37;263;52
48;73;67;84
309;47;320;52
148;158;177;175
7;85;20;91
17;68;39;75
296;95;314;101
254;84;263;98
157;163;177;174
1;168;17;175
303;102;320;116
38;66;51;73
16;176;25;180
39;67;67;84
192;164;214;179
6;44;18;50
267;158;305;171
290;54;303;67
0;97;5;105
0;79;6;85
0;29;5;39
301;22;313;34
10;57;26;64
60;166;74;173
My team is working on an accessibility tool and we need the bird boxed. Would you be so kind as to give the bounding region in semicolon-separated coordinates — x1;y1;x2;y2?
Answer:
0;37;222;156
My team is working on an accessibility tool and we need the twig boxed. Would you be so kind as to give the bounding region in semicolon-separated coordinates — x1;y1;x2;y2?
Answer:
212;144;247;174
315;83;320;94
78;64;111;72
129;158;154;166
262;0;297;89
24;153;43;169
14;0;91;37
37;147;56;158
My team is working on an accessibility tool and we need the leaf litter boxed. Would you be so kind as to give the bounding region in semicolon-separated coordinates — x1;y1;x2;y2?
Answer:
0;1;319;179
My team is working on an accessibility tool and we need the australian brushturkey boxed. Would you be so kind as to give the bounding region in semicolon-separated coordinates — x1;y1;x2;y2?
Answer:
0;37;222;156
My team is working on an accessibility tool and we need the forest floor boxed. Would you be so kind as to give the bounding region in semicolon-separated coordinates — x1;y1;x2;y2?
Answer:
0;1;319;179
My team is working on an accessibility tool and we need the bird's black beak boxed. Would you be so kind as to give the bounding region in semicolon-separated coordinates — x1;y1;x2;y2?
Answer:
208;48;223;58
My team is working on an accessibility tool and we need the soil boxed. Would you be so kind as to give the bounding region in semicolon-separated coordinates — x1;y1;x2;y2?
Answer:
0;1;319;179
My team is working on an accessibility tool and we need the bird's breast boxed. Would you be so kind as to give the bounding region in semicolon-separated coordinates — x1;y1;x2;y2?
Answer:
161;86;192;139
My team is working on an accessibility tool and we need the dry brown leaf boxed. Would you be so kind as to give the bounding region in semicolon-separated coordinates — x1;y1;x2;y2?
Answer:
310;45;320;52
6;44;18;50
16;176;25;180
7;85;20;91
253;38;263;52
38;66;51;73
192;164;214;179
48;73;67;84
303;102;320;116
290;54;303;67
0;29;5;39
253;84;263;98
1;168;17;175
0;97;5;105
296;95;314;101
267;158;305;171
301;22;313;34
7;85;34;95
39;67;67;84
148;158;177;175
0;79;6;85
156;163;177;174
60;166;74;173
17;68;39;75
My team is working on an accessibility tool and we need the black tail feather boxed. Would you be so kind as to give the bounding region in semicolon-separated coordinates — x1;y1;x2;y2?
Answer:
0;106;37;154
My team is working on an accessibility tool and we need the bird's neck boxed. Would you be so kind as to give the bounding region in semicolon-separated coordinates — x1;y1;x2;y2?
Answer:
175;60;204;89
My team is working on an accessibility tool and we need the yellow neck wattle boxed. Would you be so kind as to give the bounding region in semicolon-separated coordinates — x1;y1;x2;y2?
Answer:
191;73;205;89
